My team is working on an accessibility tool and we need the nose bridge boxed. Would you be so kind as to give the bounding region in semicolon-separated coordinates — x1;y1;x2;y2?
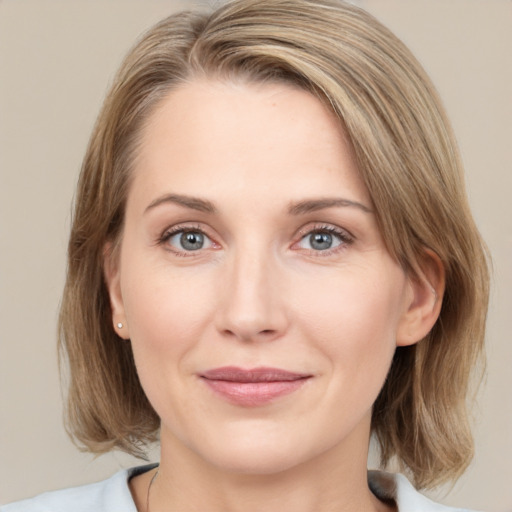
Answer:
217;240;287;341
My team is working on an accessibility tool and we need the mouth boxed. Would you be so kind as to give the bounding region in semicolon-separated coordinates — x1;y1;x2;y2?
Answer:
199;366;312;407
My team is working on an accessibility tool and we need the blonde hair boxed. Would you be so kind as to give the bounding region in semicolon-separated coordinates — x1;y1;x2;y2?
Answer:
59;0;489;489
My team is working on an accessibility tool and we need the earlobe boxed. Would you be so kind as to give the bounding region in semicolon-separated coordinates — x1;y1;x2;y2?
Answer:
396;249;445;347
103;242;130;339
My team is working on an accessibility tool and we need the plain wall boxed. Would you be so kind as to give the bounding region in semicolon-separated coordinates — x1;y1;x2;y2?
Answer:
0;0;510;509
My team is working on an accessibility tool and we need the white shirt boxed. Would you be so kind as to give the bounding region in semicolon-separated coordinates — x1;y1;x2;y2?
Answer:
0;465;479;511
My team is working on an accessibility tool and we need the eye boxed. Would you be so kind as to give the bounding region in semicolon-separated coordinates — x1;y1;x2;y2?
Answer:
161;228;215;253
295;226;352;253
298;231;341;251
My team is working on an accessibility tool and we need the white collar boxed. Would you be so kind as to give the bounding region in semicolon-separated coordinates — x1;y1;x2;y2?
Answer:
368;470;476;511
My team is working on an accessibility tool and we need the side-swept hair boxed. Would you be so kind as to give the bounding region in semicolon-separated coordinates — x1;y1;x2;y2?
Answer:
59;0;489;489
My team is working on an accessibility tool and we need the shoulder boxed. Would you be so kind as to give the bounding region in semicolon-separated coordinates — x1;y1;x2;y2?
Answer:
368;470;482;512
0;465;156;512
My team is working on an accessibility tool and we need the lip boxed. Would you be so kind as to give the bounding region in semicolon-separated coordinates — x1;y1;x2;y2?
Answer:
199;366;311;407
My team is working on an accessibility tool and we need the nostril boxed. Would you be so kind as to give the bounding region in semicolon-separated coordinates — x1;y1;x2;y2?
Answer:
220;327;279;342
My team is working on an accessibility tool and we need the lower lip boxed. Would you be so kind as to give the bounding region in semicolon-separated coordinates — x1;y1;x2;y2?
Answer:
202;378;308;407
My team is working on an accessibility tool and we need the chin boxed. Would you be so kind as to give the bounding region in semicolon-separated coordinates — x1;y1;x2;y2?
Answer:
191;422;329;477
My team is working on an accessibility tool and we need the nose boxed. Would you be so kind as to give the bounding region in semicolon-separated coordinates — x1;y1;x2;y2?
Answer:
215;248;289;343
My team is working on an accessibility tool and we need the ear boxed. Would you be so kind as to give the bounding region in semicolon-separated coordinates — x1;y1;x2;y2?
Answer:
396;249;445;347
103;242;130;340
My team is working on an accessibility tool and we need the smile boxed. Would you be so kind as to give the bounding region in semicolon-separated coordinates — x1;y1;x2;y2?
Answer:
200;366;312;407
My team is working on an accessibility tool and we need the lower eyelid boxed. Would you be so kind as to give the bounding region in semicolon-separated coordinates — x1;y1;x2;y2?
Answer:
157;223;352;254
159;226;222;255
292;225;354;253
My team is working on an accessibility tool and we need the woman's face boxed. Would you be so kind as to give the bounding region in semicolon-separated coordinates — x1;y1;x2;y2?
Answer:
107;79;419;475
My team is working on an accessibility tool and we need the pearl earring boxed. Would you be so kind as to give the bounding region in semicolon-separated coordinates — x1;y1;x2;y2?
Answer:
117;322;123;329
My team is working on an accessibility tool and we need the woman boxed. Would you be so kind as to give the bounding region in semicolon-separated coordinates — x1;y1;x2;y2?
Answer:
1;0;489;511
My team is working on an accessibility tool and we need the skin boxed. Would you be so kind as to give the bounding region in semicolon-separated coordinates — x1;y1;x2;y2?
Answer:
105;79;443;512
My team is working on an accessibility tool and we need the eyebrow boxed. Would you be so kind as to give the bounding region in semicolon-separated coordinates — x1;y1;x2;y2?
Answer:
144;193;217;214
288;197;372;215
144;193;372;216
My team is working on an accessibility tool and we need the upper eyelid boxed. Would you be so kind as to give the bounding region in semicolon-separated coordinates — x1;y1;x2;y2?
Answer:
156;221;354;247
295;222;354;240
158;225;218;256
161;223;210;237
156;223;214;248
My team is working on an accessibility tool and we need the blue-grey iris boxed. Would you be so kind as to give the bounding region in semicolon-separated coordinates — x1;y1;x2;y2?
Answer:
181;232;204;250
310;232;332;250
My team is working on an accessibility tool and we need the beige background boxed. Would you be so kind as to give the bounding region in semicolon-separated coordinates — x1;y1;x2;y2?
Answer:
0;0;510;509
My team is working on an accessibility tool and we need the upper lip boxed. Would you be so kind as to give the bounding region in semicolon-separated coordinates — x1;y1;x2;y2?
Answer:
200;366;311;382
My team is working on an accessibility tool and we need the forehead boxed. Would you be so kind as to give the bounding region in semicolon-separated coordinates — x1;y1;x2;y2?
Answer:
129;79;370;211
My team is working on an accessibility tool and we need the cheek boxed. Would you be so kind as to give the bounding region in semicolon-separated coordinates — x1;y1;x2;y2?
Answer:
120;256;217;367
119;260;220;423
293;263;406;372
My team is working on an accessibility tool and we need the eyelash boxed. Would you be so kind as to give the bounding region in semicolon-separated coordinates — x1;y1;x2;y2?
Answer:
294;224;354;256
157;224;217;257
157;223;354;257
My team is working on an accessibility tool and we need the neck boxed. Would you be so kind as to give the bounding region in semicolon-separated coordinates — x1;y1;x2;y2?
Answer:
142;418;393;512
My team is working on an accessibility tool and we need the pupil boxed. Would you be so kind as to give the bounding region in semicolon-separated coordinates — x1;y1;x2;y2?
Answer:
311;232;332;250
181;232;204;250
